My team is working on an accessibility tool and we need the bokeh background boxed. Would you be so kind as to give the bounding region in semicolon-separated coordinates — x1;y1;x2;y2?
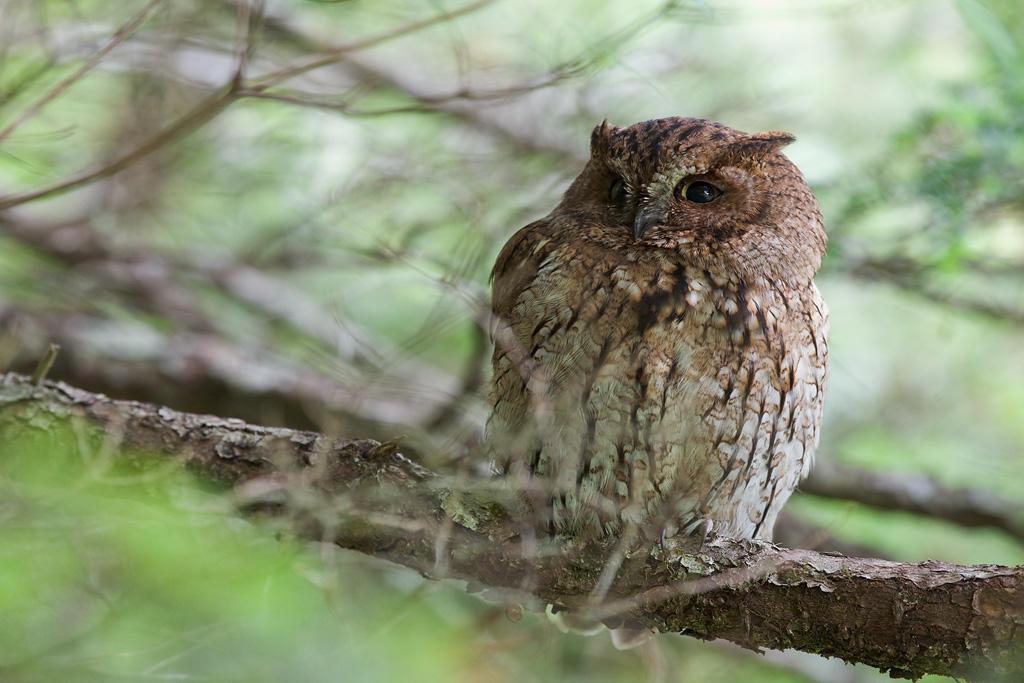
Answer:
1;0;1022;680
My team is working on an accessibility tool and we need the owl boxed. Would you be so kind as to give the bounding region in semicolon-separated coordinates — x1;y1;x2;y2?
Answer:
485;117;828;544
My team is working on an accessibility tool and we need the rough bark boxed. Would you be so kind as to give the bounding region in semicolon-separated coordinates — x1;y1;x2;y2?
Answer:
1;372;1021;680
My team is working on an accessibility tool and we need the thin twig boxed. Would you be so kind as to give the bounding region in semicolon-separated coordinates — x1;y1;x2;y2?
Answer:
0;0;167;145
0;84;237;210
248;0;498;89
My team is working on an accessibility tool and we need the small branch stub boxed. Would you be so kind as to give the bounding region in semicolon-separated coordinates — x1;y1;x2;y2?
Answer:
30;343;60;385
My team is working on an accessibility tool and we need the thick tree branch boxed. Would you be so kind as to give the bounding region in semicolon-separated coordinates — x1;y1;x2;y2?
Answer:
1;373;1020;679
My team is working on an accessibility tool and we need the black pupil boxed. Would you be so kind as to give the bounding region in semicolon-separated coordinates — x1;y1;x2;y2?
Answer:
685;181;719;203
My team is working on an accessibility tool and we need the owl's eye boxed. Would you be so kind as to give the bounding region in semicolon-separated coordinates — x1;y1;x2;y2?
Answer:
607;177;627;203
678;180;722;204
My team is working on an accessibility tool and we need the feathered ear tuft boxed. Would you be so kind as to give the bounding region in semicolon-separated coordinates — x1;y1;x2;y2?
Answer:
590;119;615;157
731;130;796;158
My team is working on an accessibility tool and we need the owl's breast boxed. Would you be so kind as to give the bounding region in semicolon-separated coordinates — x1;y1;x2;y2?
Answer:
488;237;827;540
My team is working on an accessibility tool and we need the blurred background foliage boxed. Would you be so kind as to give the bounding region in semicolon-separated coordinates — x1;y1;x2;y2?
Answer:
0;0;1022;680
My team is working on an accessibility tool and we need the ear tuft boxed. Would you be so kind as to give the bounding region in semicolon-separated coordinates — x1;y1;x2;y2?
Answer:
733;130;796;157
752;130;796;146
590;119;615;157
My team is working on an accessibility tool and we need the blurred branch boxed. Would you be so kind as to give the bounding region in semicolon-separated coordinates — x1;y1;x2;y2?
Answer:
0;306;449;434
0;0;586;213
843;255;1024;326
1;372;1021;680
249;0;498;89
0;84;235;210
0;215;378;362
0;0;167;144
773;510;890;559
328;55;580;158
802;459;1024;544
424;321;488;432
256;2;595;160
0;215;220;331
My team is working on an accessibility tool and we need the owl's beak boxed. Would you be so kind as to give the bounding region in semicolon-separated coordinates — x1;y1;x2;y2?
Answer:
633;208;659;239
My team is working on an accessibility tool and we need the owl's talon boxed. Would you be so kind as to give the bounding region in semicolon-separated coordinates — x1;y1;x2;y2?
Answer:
695;518;713;550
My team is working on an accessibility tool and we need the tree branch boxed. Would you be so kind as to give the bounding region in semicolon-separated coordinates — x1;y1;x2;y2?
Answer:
842;255;1024;327
0;84;236;211
0;0;168;145
0;307;450;432
803;460;1024;544
1;372;1020;680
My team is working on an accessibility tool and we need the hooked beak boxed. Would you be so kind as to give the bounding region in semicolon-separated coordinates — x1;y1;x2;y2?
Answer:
633;208;659;239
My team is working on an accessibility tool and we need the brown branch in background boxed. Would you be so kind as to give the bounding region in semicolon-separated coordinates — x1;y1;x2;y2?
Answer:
231;87;440;117
0;215;221;332
0;0;167;145
327;55;583;160
0;84;236;210
773;510;890;559
249;0;498;90
0;306;449;435
237;59;590;114
802;459;1024;544
231;0;261;81
845;256;1024;326
0;215;378;362
256;4;584;161
1;372;1021;681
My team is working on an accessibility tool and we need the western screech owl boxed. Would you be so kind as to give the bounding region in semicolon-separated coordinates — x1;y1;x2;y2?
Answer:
486;117;828;544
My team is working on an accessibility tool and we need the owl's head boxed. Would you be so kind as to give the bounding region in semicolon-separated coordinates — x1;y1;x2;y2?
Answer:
559;117;826;282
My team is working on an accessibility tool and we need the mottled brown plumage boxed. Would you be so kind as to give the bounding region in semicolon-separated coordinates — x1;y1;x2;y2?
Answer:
486;117;827;542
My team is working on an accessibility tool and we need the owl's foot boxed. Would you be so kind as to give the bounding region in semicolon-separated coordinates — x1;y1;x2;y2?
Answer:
694;518;714;549
659;517;714;553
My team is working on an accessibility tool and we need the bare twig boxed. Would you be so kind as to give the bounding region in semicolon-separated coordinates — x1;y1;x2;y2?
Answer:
0;84;236;210
0;0;167;145
249;0;497;89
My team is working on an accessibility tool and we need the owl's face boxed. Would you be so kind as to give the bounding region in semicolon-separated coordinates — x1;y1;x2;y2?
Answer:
557;117;826;281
